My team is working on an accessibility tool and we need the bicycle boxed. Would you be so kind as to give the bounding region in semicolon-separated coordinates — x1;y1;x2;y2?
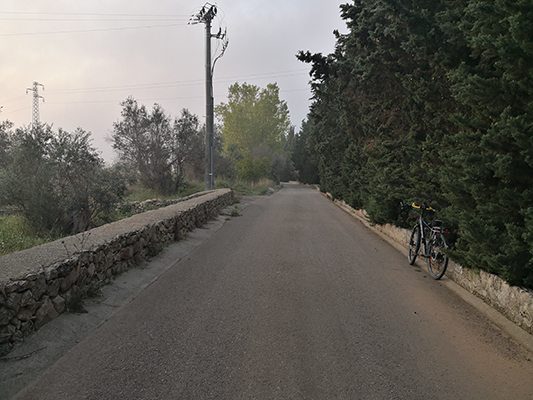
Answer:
407;202;449;280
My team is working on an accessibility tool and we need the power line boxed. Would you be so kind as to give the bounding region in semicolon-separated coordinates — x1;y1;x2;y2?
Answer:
0;70;311;113
0;23;187;36
0;17;189;22
44;89;309;105
1;95;27;104
0;11;190;17
0;106;31;116
43;70;309;95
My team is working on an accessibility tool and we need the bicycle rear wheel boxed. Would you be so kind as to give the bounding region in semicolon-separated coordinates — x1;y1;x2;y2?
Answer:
427;231;449;279
408;225;420;265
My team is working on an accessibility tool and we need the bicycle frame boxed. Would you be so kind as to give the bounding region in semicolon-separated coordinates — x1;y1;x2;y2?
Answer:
409;202;440;259
408;202;449;279
416;214;440;259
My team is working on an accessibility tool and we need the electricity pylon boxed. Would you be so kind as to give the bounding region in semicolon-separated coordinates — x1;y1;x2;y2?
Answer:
26;81;45;127
190;3;228;191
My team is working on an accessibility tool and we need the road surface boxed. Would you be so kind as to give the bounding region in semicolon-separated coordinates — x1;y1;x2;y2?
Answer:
8;183;533;399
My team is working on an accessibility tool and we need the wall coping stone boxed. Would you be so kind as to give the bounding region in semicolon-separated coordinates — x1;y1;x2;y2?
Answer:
0;189;228;286
0;188;233;354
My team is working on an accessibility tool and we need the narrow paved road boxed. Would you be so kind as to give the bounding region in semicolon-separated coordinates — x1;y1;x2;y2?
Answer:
12;184;533;399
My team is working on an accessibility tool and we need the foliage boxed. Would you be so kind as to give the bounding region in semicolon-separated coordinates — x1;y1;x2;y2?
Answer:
290;118;319;184
439;0;533;286
112;98;172;193
235;154;271;183
0;124;127;236
215;82;293;182
298;0;533;287
0;214;52;257
111;98;204;195
0;121;13;169
170;109;205;189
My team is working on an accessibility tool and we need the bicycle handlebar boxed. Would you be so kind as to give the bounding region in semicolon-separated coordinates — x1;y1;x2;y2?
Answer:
411;202;434;211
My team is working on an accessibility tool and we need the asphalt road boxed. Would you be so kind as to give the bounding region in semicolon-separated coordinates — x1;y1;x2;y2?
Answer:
8;183;533;399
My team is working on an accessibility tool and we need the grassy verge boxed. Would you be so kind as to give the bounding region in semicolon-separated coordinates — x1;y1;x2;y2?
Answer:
0;215;55;257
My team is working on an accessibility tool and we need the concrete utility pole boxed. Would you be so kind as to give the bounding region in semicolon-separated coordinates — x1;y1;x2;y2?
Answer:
190;3;227;191
26;81;45;127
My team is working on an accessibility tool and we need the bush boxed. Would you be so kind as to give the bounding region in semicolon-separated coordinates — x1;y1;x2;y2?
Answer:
0;215;52;256
0;125;128;236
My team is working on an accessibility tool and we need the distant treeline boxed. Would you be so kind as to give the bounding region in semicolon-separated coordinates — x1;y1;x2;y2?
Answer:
297;1;533;288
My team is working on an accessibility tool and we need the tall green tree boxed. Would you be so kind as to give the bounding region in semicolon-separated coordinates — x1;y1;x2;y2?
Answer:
216;82;291;182
298;0;457;222
298;0;533;287
291;118;319;184
439;0;533;287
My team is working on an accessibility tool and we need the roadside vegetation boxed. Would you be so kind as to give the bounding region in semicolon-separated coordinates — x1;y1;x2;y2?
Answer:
0;215;51;257
0;178;278;257
0;89;285;257
297;0;533;288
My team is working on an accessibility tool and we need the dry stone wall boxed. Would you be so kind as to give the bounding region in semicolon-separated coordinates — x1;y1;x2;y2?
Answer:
0;189;233;355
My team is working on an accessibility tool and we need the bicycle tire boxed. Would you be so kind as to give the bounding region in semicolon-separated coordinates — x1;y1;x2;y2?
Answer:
427;231;449;279
408;225;420;265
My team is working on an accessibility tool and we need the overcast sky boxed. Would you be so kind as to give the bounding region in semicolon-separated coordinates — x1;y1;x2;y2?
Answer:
0;0;346;162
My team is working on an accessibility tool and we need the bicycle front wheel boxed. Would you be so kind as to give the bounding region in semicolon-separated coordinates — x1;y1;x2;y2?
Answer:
408;225;421;265
427;231;449;279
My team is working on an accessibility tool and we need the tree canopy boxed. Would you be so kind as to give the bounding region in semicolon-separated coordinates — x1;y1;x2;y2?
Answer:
298;0;533;288
0;124;126;235
215;82;293;182
111;98;204;194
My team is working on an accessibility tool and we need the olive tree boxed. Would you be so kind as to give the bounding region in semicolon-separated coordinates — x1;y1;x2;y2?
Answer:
0;124;127;235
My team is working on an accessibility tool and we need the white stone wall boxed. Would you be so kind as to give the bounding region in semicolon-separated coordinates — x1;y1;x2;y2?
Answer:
0;189;233;355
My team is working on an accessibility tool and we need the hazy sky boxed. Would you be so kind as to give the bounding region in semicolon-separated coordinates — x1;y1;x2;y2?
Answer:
0;1;346;162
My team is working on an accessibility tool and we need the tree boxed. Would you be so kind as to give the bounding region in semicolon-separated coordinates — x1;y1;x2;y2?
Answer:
297;0;457;221
291;118;319;185
0;124;127;235
215;82;291;181
169;109;204;191
112;98;204;194
298;0;533;287
0;121;13;169
112;98;173;194
439;0;533;287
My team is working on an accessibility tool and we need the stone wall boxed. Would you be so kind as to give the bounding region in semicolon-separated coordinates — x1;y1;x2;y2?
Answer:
332;197;533;336
0;189;233;355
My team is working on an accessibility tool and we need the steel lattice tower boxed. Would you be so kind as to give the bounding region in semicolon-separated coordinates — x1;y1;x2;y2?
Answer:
26;81;45;126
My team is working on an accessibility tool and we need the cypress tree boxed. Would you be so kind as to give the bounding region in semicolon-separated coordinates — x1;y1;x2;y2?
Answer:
440;0;533;287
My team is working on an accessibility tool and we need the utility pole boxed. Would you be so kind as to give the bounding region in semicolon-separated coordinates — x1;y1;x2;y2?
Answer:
26;81;45;127
190;3;228;191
